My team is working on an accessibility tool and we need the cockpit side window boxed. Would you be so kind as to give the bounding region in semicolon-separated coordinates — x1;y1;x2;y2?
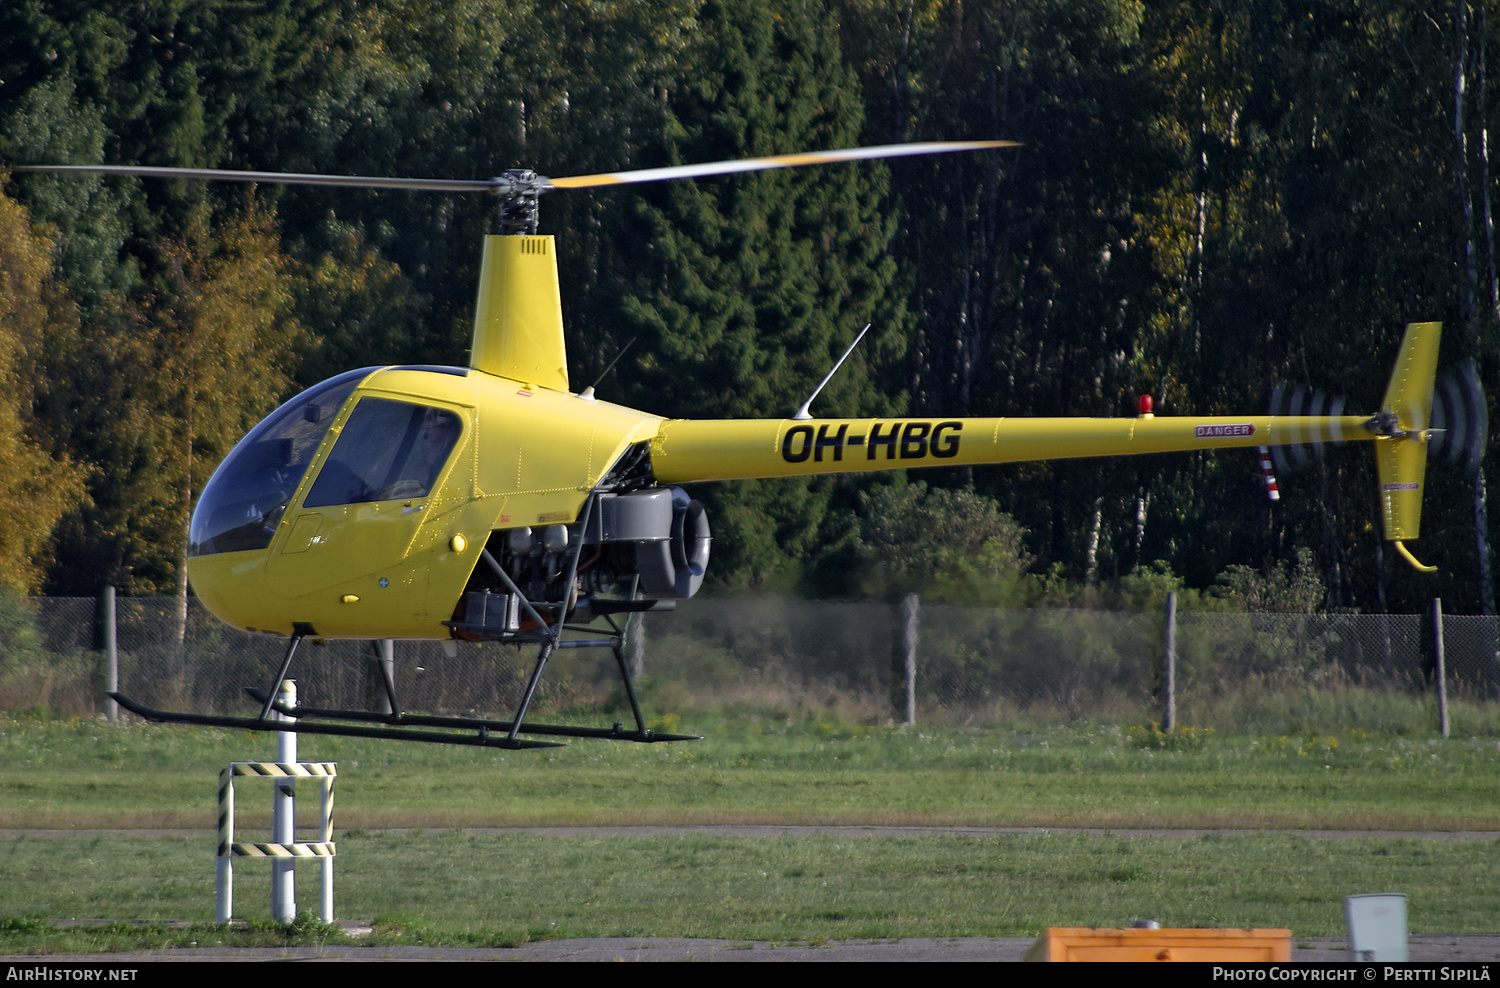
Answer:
188;368;370;557
303;398;463;507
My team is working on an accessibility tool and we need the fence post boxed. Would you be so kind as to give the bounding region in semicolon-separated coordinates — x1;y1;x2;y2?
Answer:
1489;618;1500;703
902;593;919;727
1432;598;1449;739
103;586;118;723
1163;592;1177;731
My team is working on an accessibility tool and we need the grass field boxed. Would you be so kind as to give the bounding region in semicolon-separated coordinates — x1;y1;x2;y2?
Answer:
2;710;1498;952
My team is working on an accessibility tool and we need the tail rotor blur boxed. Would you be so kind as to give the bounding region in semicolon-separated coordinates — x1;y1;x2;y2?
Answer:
1428;361;1487;478
1266;382;1342;477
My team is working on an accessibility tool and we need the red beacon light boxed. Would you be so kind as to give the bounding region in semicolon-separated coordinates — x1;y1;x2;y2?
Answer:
1137;394;1154;418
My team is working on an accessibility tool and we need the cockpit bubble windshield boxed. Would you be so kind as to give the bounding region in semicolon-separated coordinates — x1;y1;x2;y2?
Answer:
188;369;370;557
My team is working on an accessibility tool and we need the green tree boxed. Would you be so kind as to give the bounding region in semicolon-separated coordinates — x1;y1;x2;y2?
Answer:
0;72;140;313
47;201;303;597
853;480;1032;604
289;218;424;388
0;188;89;592
1212;547;1327;614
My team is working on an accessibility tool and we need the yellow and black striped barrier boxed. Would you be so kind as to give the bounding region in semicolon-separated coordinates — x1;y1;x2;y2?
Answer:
230;841;338;858
216;761;337;923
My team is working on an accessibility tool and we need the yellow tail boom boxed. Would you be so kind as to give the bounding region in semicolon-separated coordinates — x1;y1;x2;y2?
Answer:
650;322;1443;568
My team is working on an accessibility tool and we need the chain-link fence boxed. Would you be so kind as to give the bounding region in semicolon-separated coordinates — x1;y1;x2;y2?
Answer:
0;594;1494;731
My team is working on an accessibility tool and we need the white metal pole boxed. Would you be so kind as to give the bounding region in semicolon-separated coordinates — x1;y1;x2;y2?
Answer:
272;679;297;923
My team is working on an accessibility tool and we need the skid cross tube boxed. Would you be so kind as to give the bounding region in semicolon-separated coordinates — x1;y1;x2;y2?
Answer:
442;490;668;740
604;611;650;735
508;642;555;743
505;492;597;739
242;689;700;743
370;640;403;719
258;625;311;720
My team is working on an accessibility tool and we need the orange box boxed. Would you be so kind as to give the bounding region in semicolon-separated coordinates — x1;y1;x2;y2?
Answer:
1025;927;1292;962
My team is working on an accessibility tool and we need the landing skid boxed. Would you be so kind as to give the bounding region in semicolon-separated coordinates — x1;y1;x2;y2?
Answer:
109;674;701;749
242;688;700;744
109;690;567;749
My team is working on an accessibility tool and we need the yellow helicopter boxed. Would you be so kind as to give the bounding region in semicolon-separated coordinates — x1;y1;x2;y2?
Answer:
18;143;1455;749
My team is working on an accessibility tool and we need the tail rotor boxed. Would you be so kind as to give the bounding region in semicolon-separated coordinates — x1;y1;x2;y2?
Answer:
1428;360;1487;478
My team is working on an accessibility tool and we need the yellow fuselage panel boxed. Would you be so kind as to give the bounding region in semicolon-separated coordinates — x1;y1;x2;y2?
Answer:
267;382;475;598
651;415;1376;483
473;384;662;504
189;551;272;633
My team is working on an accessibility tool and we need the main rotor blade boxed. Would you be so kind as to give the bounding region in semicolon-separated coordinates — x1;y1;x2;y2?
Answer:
15;141;1015;194
12;164;502;193
546;141;1017;189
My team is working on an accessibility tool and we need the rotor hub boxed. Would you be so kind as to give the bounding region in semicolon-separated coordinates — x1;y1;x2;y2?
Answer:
492;169;551;235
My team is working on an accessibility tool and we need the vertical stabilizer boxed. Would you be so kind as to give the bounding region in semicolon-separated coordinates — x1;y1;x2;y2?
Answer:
470;235;569;391
1375;321;1440;551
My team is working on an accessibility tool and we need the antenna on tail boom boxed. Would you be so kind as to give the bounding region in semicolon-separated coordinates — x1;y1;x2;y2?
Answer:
792;324;870;421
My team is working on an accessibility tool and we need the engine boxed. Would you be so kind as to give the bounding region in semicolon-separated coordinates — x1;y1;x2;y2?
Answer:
456;484;711;637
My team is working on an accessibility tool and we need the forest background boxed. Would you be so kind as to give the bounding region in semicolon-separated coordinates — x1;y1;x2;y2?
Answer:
0;0;1495;620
